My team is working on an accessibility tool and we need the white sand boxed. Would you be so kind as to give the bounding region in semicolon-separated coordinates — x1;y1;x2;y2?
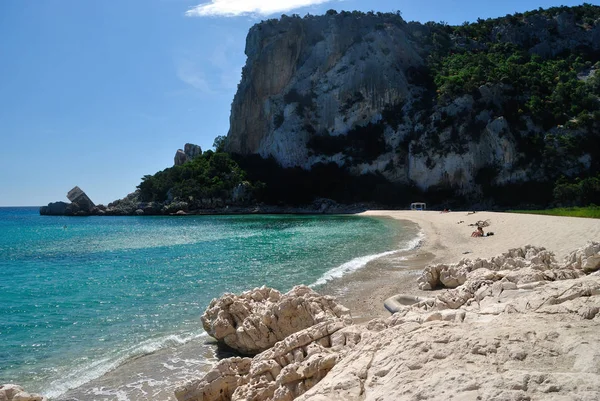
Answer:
360;210;600;263
322;210;600;322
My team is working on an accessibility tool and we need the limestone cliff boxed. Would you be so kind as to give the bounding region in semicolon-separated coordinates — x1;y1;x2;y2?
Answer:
228;12;420;167
226;6;600;203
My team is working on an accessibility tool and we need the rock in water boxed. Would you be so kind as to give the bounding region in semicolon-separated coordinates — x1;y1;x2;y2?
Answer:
39;201;69;216
40;186;95;215
201;285;351;355
175;319;356;401
67;186;95;212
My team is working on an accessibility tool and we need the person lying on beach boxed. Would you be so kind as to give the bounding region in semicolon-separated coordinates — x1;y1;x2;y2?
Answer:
471;226;484;237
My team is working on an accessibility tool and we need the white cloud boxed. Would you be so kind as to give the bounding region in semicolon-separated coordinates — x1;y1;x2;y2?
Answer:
174;35;244;94
176;58;215;94
186;0;338;17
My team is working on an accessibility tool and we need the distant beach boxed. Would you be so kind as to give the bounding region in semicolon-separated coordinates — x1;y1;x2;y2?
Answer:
322;210;600;324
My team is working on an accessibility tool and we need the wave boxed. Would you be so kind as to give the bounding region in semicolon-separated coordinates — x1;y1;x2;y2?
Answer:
404;230;425;251
44;330;209;399
311;230;425;287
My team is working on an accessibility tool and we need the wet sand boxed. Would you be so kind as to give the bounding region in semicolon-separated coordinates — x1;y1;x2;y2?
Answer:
318;250;436;323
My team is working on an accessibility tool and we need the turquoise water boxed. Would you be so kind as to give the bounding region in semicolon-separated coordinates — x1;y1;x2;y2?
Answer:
0;207;418;398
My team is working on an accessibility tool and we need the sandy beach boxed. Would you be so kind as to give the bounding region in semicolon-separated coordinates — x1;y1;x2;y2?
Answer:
321;210;600;322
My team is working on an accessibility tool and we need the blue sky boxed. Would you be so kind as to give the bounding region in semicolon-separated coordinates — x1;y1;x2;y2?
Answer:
0;0;596;206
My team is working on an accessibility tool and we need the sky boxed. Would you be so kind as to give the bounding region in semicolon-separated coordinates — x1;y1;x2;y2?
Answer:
0;0;597;206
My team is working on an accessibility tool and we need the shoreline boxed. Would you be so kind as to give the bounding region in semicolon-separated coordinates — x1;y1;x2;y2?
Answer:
50;213;413;400
170;210;600;401
36;210;600;399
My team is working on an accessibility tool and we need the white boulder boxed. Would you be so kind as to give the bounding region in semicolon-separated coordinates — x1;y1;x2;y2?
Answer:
201;285;351;355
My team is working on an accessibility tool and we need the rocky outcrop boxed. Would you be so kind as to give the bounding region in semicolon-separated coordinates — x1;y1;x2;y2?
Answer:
225;7;599;200
227;12;420;168
417;242;599;291
175;319;358;401
175;143;202;166
40;187;96;216
67;186;95;211
178;242;600;401
201;285;351;355
0;384;47;401
39;201;69;216
297;276;600;401
564;241;600;272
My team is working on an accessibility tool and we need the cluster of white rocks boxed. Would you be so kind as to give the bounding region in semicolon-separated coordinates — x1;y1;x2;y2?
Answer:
6;243;599;400
0;384;47;401
417;242;600;291
200;285;352;356
178;286;356;401
177;241;600;401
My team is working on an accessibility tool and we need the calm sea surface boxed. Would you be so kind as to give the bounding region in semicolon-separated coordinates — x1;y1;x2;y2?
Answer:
0;207;419;399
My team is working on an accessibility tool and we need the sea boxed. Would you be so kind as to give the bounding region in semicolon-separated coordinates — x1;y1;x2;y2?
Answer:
0;207;421;400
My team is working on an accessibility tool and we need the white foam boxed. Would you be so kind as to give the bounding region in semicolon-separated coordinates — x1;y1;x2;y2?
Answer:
311;250;396;287
310;230;425;287
405;230;425;251
43;330;208;399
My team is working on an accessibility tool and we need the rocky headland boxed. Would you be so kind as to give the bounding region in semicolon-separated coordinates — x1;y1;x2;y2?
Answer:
225;5;600;207
39;144;367;216
39;185;366;217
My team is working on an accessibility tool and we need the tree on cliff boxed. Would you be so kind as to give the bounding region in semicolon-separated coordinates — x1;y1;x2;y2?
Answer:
136;148;251;204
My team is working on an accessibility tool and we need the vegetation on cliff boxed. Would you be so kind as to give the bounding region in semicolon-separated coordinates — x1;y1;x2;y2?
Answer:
137;150;253;205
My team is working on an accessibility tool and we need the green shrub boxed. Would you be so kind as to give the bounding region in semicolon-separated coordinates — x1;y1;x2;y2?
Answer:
137;149;248;203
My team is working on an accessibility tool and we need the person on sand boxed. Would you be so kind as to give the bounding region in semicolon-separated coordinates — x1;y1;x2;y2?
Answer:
471;226;484;237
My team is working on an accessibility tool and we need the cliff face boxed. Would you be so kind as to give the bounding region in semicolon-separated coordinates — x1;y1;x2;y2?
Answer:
226;7;600;201
228;12;421;166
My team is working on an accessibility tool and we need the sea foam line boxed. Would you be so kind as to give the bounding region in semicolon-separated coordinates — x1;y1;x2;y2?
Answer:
311;230;425;287
44;330;209;399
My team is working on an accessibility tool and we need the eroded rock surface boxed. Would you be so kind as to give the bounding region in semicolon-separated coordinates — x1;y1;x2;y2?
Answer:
226;10;599;197
201;285;351;355
564;241;600;273
298;276;600;401
175;319;358;401
416;243;590;290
